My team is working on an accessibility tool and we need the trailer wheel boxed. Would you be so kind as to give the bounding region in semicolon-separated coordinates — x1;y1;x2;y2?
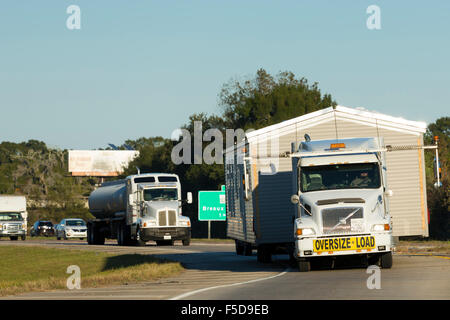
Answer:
243;243;252;256
235;240;244;255
117;224;124;246
381;252;393;269
298;259;311;272
257;246;272;263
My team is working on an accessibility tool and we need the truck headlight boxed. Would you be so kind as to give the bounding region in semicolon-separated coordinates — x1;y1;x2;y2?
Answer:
179;220;191;227
142;220;156;228
296;228;315;236
372;224;390;232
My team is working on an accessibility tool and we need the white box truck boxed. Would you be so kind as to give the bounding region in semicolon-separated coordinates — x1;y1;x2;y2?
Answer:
87;173;192;246
0;195;27;241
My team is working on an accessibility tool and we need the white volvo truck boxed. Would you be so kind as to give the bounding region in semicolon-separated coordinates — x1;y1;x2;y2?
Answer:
88;173;192;246
290;138;394;271
0;195;27;240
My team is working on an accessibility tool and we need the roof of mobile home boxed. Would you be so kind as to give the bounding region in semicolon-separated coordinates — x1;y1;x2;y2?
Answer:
245;105;427;143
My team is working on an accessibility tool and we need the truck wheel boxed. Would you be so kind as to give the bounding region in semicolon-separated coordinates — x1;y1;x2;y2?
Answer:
88;223;105;245
235;240;244;255
381;252;393;269
9;236;18;241
243;243;252;256
117;224;124;246
257;246;272;263
134;228;146;247
298;259;311;272
21;235;26;241
87;225;93;244
182;237;191;246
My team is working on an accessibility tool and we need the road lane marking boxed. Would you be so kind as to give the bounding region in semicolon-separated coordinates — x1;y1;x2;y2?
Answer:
169;268;290;300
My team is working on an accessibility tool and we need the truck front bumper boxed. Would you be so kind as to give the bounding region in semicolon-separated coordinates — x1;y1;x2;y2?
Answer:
140;227;190;241
295;233;393;259
0;230;26;237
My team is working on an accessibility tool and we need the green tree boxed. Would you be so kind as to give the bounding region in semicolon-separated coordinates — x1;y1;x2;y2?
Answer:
219;69;336;130
424;117;450;239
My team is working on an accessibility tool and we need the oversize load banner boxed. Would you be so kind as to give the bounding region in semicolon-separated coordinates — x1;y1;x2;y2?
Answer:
313;236;375;253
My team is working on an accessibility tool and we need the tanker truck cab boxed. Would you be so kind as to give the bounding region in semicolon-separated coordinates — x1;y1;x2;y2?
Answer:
88;173;192;246
135;175;192;245
291;138;394;272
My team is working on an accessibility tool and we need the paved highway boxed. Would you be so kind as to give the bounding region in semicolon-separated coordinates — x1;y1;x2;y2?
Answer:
1;240;449;300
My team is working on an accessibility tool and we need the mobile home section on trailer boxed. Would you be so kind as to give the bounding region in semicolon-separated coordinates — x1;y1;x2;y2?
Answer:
226;105;429;259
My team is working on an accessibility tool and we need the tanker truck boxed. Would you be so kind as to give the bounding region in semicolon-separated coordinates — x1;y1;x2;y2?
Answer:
87;173;193;246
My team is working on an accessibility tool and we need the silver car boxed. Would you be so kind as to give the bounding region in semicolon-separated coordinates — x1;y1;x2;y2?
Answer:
56;218;87;240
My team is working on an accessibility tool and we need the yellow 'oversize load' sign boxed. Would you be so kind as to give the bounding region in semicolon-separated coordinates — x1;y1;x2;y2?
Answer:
313;236;375;253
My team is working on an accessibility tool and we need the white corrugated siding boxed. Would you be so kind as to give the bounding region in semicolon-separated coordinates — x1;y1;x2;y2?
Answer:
246;110;428;239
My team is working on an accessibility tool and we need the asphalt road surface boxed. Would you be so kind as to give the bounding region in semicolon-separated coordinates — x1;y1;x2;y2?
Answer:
1;239;449;300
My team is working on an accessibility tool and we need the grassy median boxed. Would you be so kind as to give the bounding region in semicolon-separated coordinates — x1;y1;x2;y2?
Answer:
0;246;183;296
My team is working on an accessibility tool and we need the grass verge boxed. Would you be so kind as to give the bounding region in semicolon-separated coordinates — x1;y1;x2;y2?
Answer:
0;246;183;297
396;240;450;254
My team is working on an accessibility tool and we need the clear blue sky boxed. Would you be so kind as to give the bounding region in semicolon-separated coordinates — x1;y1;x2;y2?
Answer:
1;1;449;150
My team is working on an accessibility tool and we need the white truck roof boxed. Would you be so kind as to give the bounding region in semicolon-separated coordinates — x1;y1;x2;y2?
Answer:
0;195;27;212
294;138;381;167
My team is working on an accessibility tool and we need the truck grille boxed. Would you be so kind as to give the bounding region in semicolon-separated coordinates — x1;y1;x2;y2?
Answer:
158;210;177;226
7;224;20;231
321;207;363;235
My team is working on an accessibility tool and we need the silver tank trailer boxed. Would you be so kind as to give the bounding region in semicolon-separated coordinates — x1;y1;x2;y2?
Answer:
88;180;127;219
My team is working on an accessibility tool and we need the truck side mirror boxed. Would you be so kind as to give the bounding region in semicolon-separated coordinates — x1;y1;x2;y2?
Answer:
187;192;193;204
290;194;300;204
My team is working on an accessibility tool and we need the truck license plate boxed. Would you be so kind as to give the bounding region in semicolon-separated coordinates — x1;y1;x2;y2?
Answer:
164;235;171;240
313;236;375;253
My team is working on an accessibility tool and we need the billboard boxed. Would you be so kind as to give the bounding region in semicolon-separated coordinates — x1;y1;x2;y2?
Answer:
68;150;139;176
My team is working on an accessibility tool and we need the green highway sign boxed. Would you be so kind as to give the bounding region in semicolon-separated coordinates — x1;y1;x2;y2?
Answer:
198;185;226;221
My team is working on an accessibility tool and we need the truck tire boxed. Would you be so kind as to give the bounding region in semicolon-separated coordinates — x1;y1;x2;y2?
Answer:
243;243;252;256
9;236;18;241
257;245;272;263
298;259;311;272
182;230;191;246
235;240;244;255
381;252;393;269
88;223;105;245
182;237;191;246
134;228;146;247
117;224;124;246
21;235;26;241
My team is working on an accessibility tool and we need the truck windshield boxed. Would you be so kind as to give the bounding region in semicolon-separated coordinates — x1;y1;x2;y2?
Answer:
300;163;381;192
144;188;178;201
0;213;23;221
